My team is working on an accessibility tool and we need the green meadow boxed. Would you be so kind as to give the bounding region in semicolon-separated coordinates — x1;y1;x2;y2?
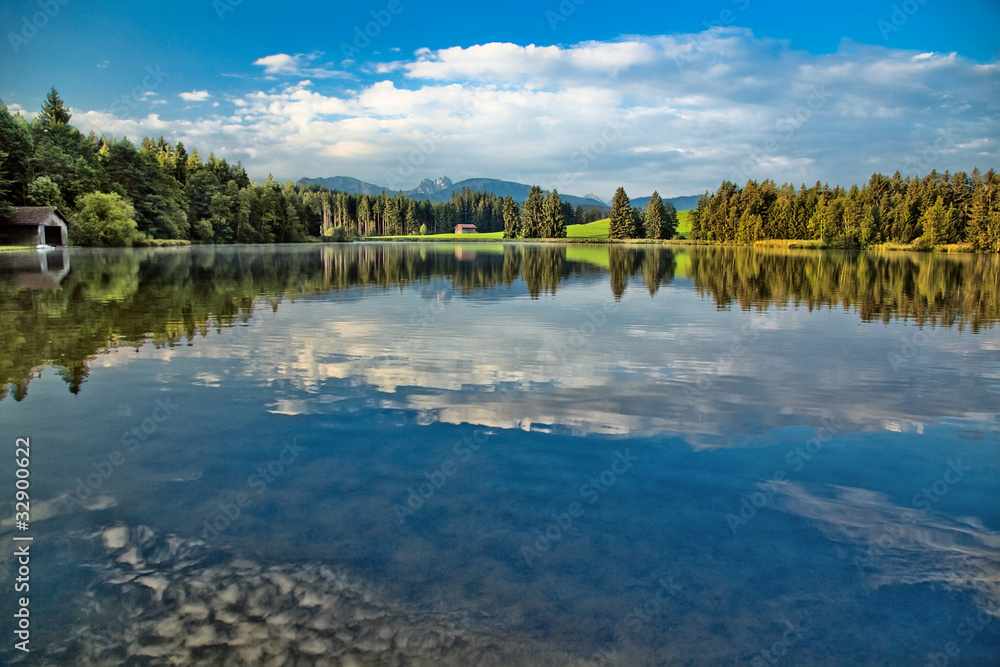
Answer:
374;210;691;242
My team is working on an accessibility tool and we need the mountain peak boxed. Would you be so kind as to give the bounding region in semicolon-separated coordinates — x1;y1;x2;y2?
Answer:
299;174;699;211
409;176;452;195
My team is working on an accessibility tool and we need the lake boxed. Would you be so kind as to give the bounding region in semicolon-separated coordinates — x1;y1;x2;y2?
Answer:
1;243;998;666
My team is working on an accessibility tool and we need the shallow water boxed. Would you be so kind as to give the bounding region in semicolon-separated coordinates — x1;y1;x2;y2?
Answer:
1;244;998;665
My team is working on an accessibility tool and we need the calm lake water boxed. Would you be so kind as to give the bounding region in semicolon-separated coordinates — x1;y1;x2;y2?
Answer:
1;243;998;666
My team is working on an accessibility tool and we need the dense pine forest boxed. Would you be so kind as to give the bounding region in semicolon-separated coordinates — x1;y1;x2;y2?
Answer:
1;88;997;250
688;172;1000;252
0;90;602;245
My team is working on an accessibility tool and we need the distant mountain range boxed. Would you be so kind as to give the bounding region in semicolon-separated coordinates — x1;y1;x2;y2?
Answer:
633;194;703;211
299;175;701;211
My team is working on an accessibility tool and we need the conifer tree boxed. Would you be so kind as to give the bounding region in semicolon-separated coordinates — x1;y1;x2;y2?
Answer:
644;191;666;239
543;189;566;238
521;186;544;238
663;200;679;239
39;87;71;126
502;196;520;239
609;187;632;240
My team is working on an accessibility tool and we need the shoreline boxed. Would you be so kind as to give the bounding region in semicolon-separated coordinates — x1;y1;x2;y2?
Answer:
1;238;986;254
356;236;984;254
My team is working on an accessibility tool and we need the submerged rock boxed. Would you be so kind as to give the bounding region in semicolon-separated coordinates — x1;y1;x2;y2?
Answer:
28;525;577;666
102;525;129;550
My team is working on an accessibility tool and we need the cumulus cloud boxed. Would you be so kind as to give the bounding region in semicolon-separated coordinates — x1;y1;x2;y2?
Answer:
73;32;999;198
179;90;210;102
254;53;300;75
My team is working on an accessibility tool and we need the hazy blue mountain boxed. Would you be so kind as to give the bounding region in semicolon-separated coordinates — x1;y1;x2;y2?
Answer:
299;175;700;210
299;175;609;208
633;194;703;211
427;178;611;208
299;176;387;195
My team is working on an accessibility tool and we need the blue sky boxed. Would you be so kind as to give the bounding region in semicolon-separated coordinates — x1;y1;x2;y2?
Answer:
1;0;998;198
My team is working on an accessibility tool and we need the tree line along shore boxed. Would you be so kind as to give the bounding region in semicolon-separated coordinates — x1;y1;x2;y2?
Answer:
1;89;997;252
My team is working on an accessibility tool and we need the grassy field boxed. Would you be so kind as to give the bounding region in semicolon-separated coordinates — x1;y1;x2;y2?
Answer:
0;246;35;252
357;211;692;242
567;219;610;239
567;212;691;239
676;210;691;237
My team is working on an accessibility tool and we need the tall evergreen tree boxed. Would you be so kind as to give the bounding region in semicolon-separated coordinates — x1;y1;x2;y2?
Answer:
502;196;520;239
174;141;188;184
38;87;71;126
629;207;644;239
521;185;544;238
609;187;632;240
662;200;679;239
543;189;567;238
644;191;666;239
919;196;955;245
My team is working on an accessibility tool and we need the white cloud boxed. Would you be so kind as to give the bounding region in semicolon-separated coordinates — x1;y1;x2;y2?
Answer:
179;90;210;102
253;52;350;80
254;53;299;75
71;32;999;198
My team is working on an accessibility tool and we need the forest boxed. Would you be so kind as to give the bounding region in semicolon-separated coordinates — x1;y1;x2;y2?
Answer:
0;89;603;245
688;171;1000;252
1;88;997;250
